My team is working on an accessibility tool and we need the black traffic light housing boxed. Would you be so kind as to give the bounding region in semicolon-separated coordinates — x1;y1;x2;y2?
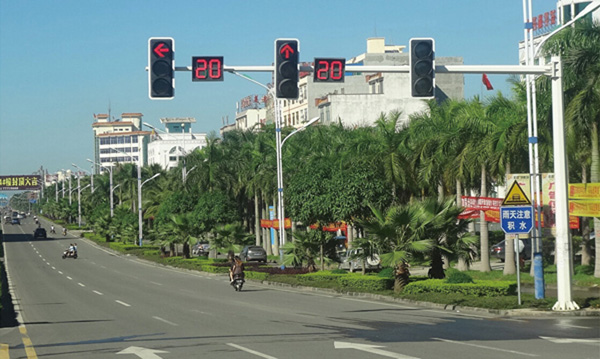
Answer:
274;39;299;99
148;37;174;100
409;38;435;98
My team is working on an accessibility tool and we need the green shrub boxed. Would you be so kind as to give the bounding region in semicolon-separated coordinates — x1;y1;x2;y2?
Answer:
337;276;394;292
245;271;269;281
297;272;346;284
377;267;394;278
202;265;230;274
574;265;594;276
446;269;474;284
330;269;348;275
403;279;516;297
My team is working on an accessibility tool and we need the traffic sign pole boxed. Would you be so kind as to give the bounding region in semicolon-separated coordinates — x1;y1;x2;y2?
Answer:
515;234;522;305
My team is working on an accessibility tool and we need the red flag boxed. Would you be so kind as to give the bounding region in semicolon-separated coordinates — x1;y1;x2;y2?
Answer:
482;74;493;90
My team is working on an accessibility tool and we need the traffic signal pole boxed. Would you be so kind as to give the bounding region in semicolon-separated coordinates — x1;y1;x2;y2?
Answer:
165;53;576;311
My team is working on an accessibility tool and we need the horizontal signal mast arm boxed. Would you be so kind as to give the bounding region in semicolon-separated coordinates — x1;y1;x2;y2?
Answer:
170;64;550;76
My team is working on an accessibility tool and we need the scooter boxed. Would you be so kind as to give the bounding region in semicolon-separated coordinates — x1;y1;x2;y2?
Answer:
231;274;245;292
62;250;77;259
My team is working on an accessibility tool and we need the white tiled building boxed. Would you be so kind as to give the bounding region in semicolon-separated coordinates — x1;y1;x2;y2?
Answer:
147;117;207;171
92;113;150;174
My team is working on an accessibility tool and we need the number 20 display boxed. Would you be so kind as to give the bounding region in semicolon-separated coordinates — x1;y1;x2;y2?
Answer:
314;58;345;82
192;56;224;81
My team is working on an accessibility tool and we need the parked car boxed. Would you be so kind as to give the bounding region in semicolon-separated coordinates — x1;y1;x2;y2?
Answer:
338;248;381;272
192;242;210;256
11;218;20;225
239;245;267;263
33;228;47;239
491;238;531;262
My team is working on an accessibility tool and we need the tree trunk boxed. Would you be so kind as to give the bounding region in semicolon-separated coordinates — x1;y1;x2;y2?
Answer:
503;237;516;275
457;257;469;271
429;247;445;279
588;121;600;277
479;163;492;272
320;244;324;271
183;242;190;259
264;195;272;256
394;262;410;293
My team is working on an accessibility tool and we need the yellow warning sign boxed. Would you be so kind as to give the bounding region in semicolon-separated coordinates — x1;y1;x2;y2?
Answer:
502;181;531;206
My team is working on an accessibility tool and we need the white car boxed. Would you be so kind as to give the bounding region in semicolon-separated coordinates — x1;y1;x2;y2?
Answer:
338;248;381;272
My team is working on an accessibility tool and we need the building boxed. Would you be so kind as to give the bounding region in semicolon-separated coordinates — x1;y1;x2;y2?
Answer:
519;0;600;66
146;117;207;171
91;113;150;174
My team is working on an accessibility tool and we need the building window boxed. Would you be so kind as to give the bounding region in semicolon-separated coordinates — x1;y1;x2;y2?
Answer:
369;78;383;94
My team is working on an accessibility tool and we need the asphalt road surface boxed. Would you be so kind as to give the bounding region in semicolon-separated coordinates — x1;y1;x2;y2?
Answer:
1;217;599;359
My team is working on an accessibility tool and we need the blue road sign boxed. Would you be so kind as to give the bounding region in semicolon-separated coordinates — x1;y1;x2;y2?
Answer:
500;206;534;234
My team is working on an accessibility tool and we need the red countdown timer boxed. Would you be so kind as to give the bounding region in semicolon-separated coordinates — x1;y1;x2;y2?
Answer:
314;58;345;82
192;56;224;81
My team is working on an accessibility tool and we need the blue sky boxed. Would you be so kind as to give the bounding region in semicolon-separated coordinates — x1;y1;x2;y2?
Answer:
0;0;558;176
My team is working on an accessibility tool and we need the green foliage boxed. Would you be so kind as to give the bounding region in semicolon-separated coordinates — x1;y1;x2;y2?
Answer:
403;279;516;297
245;271;269;281
191;190;238;234
377;267;394;278
330;269;348;274
337;276;394;292
445;269;474;284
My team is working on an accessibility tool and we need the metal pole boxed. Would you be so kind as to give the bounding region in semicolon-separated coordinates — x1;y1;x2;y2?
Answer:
137;151;143;247
550;56;578;311
275;98;285;266
182;123;186;184
515;234;522;305
77;175;81;227
109;168;114;217
69;172;72;205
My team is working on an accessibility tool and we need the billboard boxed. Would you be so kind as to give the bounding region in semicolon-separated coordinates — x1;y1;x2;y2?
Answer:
0;175;41;191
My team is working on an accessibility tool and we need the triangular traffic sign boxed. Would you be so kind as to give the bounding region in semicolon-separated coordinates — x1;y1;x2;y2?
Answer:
502;181;531;206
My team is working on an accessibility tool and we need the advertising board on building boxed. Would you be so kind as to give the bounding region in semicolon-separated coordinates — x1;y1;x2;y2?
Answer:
0;175;41;191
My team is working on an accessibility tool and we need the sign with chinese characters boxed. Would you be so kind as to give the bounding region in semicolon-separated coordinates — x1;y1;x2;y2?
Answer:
532;10;557;36
0;175;41;191
501;206;534;234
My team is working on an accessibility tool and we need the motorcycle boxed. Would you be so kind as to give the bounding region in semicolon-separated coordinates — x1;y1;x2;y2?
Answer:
231;273;245;292
62;250;77;259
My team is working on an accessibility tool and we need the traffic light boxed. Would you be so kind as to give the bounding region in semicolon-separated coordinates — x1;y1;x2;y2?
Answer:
148;37;174;100
274;39;299;99
409;38;435;98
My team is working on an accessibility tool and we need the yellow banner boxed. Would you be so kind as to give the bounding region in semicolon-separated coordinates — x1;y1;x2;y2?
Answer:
569;200;600;217
569;183;600;200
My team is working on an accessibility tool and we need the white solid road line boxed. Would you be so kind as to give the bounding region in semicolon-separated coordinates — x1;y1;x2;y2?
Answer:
432;338;539;357
115;300;131;307
152;316;178;326
226;343;279;359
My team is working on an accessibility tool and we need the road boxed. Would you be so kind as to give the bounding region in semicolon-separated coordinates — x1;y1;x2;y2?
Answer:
1;217;599;359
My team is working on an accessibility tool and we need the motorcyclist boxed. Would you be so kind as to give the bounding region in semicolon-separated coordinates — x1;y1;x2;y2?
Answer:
229;255;245;284
50;225;55;233
67;243;75;257
62;227;67;236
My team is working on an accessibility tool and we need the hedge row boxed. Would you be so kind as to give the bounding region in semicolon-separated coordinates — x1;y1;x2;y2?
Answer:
403;279;517;297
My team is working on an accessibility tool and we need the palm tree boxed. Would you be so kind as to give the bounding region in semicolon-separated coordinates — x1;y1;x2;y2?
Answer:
358;203;432;292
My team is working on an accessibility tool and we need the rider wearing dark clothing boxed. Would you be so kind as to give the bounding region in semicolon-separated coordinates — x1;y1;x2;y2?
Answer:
229;256;245;283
